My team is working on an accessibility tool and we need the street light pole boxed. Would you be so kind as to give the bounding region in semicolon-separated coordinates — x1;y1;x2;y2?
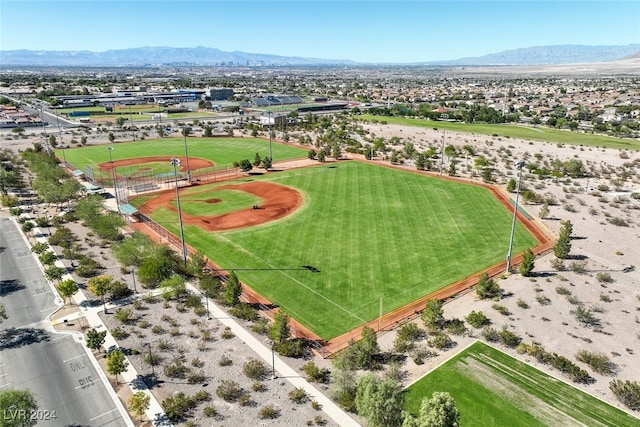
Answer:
440;113;448;176
145;342;155;386
182;128;191;182
107;147;121;214
131;267;137;293
506;160;526;274
268;111;273;162
170;158;188;267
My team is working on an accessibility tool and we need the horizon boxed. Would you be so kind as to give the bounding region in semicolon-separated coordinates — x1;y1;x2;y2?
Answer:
1;1;639;63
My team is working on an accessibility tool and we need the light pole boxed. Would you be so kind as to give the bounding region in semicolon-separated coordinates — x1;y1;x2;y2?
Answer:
170;158;188;267
439;113;448;176
202;291;210;319
145;342;155;386
107;147;121;214
131;267;137;293
266;339;276;380
182;127;191;182
506;160;526;274
267;111;273;163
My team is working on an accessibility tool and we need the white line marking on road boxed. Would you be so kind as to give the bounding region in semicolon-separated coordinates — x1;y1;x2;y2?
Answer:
89;408;117;421
63;354;85;363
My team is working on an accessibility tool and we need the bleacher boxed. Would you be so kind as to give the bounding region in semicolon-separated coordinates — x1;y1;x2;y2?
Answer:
251;95;304;107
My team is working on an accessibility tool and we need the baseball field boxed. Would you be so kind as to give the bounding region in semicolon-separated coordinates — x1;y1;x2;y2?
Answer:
132;158;539;340
405;341;637;426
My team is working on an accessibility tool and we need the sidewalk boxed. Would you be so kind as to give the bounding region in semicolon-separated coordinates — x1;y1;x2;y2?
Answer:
17;216;168;427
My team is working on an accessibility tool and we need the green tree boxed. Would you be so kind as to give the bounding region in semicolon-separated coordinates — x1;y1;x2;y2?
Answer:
0;389;39;427
106;348;128;385
506;178;516;193
108;132;115;143
519;249;535;277
253;152;262;167
57;278;79;304
308;150;317;160
538;202;549;219
129;391;151;421
88;274;112;310
421;299;444;332
554;220;573;259
236;159;253;172
269;310;291;343
160;275;187;300
137;250;175;288
39;250;57;266
476;273;501;299
355;374;405;427
415;392;460;427
262;156;272;170
115;117;126;128
223;271;242;306
86;328;107;352
44;265;65;283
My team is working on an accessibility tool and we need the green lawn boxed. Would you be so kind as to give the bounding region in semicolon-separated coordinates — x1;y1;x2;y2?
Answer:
56;137;308;173
141;161;538;339
356;114;640;150
405;341;637;427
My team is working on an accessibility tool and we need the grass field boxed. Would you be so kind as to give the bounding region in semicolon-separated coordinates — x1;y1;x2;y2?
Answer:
56;137;308;173
140;161;538;339
356;114;640;150
405;341;637;426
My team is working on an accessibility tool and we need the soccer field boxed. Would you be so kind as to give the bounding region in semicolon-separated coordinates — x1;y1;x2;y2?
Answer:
405;341;637;426
56;137;308;173
141;161;539;340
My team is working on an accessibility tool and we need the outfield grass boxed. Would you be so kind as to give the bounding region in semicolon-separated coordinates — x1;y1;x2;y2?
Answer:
405;341;637;427
356;114;640;150
142;161;538;339
56;137;308;173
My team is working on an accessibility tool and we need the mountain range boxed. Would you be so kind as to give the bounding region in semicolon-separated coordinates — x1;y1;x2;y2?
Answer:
1;44;639;67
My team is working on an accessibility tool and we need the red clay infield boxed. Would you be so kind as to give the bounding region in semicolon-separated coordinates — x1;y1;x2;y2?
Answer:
97;156;215;174
137;181;303;232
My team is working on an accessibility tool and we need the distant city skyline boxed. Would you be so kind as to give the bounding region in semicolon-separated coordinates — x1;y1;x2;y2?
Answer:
2;1;639;63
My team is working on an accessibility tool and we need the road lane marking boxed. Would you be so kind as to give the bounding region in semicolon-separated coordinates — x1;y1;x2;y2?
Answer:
75;378;100;390
89;408;117;421
63;354;85;363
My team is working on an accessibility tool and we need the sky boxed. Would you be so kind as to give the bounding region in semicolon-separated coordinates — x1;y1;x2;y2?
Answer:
1;0;639;63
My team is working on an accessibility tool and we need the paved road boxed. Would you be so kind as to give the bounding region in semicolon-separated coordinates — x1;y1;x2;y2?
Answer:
0;217;129;427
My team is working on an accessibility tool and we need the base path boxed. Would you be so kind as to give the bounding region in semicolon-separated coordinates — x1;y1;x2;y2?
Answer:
138;181;303;231
97;156;215;174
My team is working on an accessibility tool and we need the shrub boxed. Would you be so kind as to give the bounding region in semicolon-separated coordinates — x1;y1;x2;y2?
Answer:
259;404;281;419
516;299;529;309
445;318;468;336
596;272;613;283
491;303;510;316
498;327;522;348
610;380;640;411
556;286;571;295
428;332;453;350
288;387;308;404
274;339;305;358
571;306;599;327
465;311;490;328
251;317;270;335
151;325;165;335
110;327;129;340
230;303;258;321
203;406;217;418
221;326;235;339
161;392;196;423
187;370;206;384
476;273;501;299
576;350;615;375
114;308;132;324
551;258;566;271
216;380;243;402
243;358;267;380
163;360;190;379
569;261;587;274
536;295;551;305
301;361;330;383
157;338;173;351
252;381;267;392
482;327;500;342
219;355;233;366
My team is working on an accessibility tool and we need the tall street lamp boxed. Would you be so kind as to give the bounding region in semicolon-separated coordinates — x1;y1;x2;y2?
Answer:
267;111;273;162
107;147;121;214
145;342;156;386
170;158;188;267
506;160;526;274
131;267;137;293
439;113;448;176
182;127;191;182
